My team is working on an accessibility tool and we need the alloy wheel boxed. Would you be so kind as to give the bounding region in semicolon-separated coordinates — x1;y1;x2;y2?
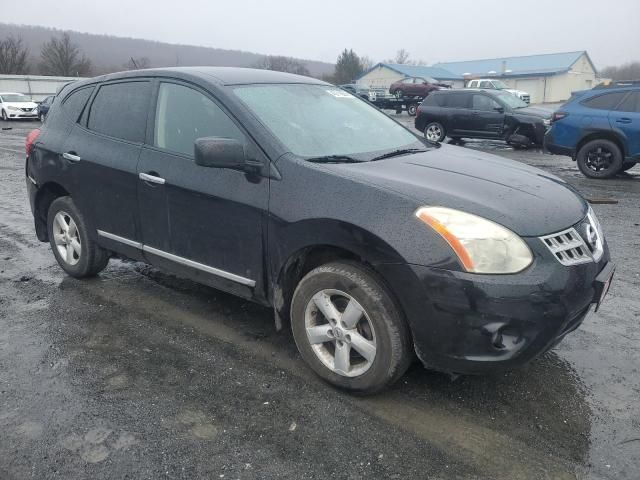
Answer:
304;289;377;377
585;146;614;172
425;124;443;142
52;211;81;265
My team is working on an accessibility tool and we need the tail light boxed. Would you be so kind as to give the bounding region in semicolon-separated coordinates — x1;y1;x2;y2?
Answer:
551;112;568;123
25;128;40;156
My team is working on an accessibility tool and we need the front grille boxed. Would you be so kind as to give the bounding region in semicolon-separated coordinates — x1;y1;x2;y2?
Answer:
20;108;33;112
540;208;604;266
540;228;592;266
521;95;530;104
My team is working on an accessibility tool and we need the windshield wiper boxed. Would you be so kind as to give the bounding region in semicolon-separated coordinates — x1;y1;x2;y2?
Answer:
306;155;364;164
370;148;427;161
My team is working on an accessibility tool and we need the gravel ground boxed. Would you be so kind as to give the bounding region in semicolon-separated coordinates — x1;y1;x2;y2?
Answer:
1;118;639;480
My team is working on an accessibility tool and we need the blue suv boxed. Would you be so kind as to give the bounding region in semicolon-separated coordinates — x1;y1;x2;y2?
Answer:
545;83;639;178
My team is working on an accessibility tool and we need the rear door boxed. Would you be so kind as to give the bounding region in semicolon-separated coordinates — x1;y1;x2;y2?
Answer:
63;80;151;257
609;90;640;158
443;92;472;134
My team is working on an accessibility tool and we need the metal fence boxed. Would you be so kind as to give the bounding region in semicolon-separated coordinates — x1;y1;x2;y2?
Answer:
0;74;86;101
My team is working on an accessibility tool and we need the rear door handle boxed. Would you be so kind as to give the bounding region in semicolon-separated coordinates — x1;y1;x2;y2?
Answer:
62;152;81;162
139;172;165;185
616;118;632;124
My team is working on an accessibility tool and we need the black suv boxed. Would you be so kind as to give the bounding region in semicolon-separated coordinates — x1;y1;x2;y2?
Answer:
415;89;552;147
25;68;613;393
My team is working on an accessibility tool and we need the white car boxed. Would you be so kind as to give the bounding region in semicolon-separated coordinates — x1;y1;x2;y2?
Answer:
0;92;39;120
466;79;530;104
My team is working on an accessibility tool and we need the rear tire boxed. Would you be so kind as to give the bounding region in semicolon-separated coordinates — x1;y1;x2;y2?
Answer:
290;261;412;394
47;196;110;278
395;89;404;99
424;122;446;142
576;139;623;179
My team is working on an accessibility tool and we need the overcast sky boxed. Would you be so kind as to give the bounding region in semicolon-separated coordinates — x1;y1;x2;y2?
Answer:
5;0;640;67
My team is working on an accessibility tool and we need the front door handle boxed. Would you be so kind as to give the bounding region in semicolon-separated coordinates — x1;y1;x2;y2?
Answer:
139;172;165;185
616;118;632;124
62;152;81;162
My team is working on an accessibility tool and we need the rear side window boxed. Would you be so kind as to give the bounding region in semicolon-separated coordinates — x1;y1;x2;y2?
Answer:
154;82;246;157
87;81;150;142
422;94;444;106
581;92;627;110
444;93;470;109
61;87;94;122
616;91;640;113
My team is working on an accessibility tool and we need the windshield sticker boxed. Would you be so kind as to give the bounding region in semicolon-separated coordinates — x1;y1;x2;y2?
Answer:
326;89;355;98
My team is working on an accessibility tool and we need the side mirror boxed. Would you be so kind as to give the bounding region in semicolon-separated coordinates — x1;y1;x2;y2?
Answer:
494;106;505;113
194;137;246;170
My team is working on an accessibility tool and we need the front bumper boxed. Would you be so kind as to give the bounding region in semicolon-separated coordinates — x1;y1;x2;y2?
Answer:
377;244;611;375
7;111;38;119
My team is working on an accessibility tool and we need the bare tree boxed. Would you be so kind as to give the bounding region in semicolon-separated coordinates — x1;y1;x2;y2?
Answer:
393;49;411;64
599;61;640;81
359;55;374;71
40;33;92;76
0;35;29;74
124;56;151;70
253;55;310;76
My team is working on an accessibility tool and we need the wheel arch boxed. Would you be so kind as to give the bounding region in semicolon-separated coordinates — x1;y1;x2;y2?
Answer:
576;131;626;160
270;221;408;333
33;181;70;241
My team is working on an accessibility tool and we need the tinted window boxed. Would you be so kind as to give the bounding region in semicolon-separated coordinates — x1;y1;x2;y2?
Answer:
480;81;493;88
61;87;94;122
616;91;640;113
472;94;500;111
581;92;627;110
87;82;150;142
423;94;444;107
444;93;469;109
154;82;246;157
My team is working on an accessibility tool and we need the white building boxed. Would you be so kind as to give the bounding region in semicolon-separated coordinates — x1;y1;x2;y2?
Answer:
0;74;84;101
434;51;597;104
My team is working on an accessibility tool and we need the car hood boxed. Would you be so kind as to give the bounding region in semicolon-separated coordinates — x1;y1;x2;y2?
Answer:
328;145;587;237
504;88;528;96
3;101;38;109
512;106;553;119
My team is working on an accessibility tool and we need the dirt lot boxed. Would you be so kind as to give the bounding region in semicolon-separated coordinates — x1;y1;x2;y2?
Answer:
1;118;639;480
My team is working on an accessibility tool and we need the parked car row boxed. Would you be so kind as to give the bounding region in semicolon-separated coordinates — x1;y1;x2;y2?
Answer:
0;92;55;122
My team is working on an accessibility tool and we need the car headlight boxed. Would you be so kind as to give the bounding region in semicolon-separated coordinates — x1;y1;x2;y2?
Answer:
543;118;551;126
7;106;21;111
415;206;533;274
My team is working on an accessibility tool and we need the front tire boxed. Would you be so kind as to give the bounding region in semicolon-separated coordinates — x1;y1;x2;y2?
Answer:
1;110;8;121
47;197;110;278
424;122;446;142
290;262;412;394
576;139;623;179
395;89;404;99
407;103;418;116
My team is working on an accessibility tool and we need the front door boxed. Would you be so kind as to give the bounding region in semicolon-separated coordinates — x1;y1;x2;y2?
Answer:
468;93;505;137
137;81;269;299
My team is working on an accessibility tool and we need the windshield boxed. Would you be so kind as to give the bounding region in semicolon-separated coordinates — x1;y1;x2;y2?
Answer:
494;91;528;109
1;94;28;102
233;84;425;159
492;80;509;89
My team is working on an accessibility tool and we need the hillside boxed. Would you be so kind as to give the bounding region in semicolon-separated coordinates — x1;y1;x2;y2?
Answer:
0;23;335;77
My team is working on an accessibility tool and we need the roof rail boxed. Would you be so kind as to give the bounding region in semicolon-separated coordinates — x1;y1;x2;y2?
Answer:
594;80;640;89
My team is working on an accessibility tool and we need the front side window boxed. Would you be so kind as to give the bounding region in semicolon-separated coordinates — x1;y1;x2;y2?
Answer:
154;82;246;157
581;92;628;111
62;87;94;122
87;81;150;142
234;84;423;158
472;94;500;111
493;91;528;109
492;80;509;89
